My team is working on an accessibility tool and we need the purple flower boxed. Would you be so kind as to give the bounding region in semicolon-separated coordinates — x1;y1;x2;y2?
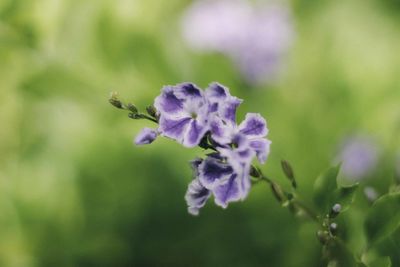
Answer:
364;186;378;202
336;136;379;181
181;0;294;84
185;178;211;215
134;128;158;145
189;141;254;210
154;83;210;147
206;82;243;123
185;158;212;215
198;155;244;208
217;134;255;202
134;81;273;215
210;111;271;164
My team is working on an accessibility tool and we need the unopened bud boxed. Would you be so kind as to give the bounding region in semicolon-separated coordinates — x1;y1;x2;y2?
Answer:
146;105;157;118
127;103;138;114
109;92;123;109
329;223;338;235
317;230;329;245
281;160;297;188
270;182;286;204
128;113;142;119
329;204;341;218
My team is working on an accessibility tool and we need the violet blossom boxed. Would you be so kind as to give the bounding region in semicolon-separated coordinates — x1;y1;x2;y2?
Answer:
335;135;379;181
181;0;294;84
132;82;271;215
154;83;210;148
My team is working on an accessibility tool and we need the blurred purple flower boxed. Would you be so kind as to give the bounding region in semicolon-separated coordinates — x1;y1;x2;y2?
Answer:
181;0;294;84
336;136;379;181
364;186;378;202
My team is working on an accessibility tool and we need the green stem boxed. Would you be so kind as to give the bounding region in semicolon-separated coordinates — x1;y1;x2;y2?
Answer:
251;167;319;224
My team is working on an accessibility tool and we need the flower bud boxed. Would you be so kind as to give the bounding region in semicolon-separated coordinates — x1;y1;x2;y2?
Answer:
128;113;142;119
109;92;124;109
281;160;297;188
146;105;157;118
329;223;338;236
270;182;286;204
317;230;330;245
329;204;341;218
127;103;138;114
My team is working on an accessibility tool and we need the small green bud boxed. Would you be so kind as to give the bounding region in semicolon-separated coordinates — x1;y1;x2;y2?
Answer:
146;105;157;118
317;230;330;245
109;92;123;109
127;103;138;114
281;160;297;188
270;182;286;204
128;113;142;119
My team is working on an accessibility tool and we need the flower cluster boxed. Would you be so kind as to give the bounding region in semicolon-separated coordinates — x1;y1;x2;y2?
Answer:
181;0;294;85
134;83;271;215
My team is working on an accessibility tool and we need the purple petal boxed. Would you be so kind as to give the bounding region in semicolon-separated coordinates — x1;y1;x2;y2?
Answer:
175;83;203;99
249;139;271;164
238;113;268;138
231;133;249;149
237;163;251;200
159;116;191;142
213;174;241;208
185;179;211;216
206;82;228;99
198;157;234;189
209;117;233;145
209;102;219;112
154;86;184;116
206;83;243;123
182;119;208;147
221;97;242;123
190;158;203;177
134;128;158;145
218;147;254;174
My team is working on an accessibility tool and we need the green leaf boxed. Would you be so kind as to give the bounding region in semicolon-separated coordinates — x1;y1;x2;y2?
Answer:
367;257;392;267
326;240;358;267
313;165;341;211
313;165;359;213
372;226;400;266
333;183;359;211
365;192;400;245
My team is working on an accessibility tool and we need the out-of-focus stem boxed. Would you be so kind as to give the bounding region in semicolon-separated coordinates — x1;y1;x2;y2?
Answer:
251;166;319;223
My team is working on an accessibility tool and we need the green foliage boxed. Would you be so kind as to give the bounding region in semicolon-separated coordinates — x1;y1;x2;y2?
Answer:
313;165;359;213
365;192;400;245
1;0;400;266
313;165;341;211
367;257;392;267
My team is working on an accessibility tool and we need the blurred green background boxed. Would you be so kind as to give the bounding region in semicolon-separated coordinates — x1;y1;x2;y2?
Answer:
1;0;400;266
